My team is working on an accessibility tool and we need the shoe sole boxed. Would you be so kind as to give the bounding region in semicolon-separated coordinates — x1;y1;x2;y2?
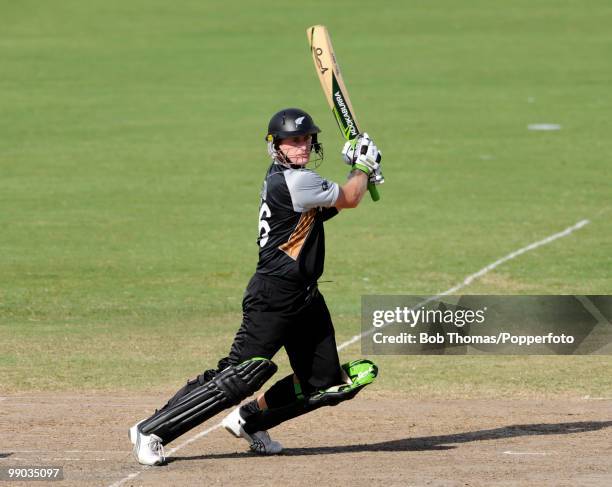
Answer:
249;442;283;455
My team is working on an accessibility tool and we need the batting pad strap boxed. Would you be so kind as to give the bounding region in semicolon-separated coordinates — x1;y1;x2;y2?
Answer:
342;358;378;388
293;380;304;400
139;358;277;444
307;359;378;408
243;359;378;434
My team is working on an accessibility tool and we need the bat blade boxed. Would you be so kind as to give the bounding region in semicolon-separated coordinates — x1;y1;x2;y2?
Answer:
307;25;380;202
307;25;361;139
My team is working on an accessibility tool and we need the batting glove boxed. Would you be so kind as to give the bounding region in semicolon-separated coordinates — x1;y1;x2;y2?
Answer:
341;132;382;175
369;166;385;185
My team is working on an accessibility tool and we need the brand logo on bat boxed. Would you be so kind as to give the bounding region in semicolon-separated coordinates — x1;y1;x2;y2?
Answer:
313;47;328;75
334;90;358;137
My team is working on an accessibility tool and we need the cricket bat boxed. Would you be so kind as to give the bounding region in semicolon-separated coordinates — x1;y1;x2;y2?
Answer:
307;25;381;202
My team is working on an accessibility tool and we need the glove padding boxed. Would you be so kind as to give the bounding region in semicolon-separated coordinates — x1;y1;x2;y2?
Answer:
341;132;382;175
369;166;385;185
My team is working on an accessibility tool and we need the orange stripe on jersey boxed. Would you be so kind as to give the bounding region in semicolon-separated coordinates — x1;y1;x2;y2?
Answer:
278;209;316;260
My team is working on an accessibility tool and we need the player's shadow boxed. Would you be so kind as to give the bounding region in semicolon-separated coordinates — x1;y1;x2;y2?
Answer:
0;453;12;459
169;420;612;462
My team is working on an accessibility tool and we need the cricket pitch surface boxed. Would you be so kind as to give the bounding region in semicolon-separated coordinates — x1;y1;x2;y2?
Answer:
1;392;611;486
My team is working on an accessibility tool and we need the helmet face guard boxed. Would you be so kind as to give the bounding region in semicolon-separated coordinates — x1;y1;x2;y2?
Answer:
266;134;323;167
266;108;324;167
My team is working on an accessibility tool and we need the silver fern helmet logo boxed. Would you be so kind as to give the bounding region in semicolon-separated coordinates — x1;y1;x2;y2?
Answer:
295;116;305;126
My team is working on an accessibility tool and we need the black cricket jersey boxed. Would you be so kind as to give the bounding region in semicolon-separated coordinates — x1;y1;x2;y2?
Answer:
255;162;340;285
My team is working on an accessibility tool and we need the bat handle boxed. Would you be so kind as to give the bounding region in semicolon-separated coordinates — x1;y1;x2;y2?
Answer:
366;144;381;201
368;182;380;201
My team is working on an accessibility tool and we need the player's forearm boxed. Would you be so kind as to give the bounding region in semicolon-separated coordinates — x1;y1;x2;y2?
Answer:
349;169;369;201
335;170;368;209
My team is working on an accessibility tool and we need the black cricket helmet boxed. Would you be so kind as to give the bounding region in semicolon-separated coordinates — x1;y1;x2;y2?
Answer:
265;108;324;165
266;108;321;141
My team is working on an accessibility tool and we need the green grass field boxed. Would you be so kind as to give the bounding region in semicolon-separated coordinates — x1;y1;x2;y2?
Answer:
1;0;610;396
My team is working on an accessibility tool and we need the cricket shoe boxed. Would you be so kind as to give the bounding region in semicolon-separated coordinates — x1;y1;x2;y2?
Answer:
222;406;283;455
129;420;165;466
128;419;145;446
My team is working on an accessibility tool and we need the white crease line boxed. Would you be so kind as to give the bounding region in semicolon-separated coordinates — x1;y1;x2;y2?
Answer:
337;218;590;351
108;218;590;487
165;423;223;457
575;296;612;327
582;396;612;401
111;471;142;485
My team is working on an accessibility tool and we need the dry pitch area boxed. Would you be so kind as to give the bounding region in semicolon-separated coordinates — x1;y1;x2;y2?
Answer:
1;392;611;486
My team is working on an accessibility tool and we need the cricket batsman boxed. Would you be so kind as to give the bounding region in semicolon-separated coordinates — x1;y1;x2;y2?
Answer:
129;108;383;465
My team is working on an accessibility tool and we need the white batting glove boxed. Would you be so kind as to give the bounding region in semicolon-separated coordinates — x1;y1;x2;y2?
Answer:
369;166;385;185
341;139;358;165
341;133;381;175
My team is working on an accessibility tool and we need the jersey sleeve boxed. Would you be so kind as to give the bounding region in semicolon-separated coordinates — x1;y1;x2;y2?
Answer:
283;169;340;212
